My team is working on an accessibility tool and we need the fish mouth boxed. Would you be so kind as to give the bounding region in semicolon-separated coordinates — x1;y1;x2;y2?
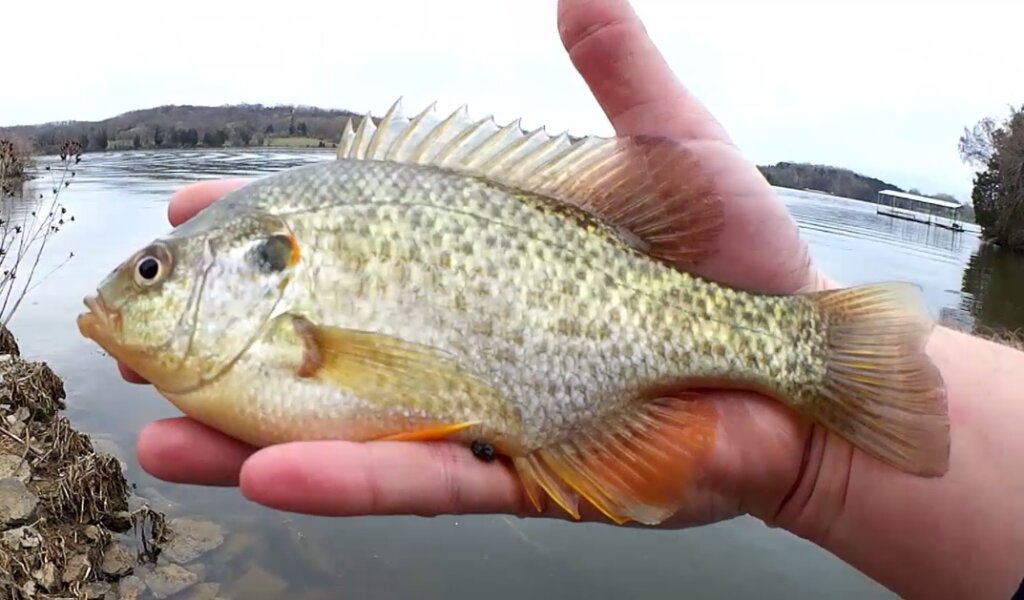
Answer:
77;293;121;343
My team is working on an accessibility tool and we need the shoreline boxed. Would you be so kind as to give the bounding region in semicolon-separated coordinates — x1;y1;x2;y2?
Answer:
0;324;240;600
0;325;181;599
0;324;169;598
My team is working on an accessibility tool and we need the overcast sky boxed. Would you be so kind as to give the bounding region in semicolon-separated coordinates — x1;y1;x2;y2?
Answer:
4;0;1023;201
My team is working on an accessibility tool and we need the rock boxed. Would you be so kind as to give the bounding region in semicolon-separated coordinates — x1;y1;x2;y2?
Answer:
187;561;208;580
139;486;178;513
84;525;103;541
0;454;30;482
180;583;221;600
0;477;37;528
32;561;57;590
2;525;42;549
214;531;256;563
84;581;112;599
101;542;135;577
10;406;29;422
144;564;199;599
231;565;287;600
103;510;133;533
162;518;225;564
61;553;90;584
117;575;146;600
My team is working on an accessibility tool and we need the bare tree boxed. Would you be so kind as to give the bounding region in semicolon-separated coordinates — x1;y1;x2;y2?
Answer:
958;116;999;168
0;139;79;328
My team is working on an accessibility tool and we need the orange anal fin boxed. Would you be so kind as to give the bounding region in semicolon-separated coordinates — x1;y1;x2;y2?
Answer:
376;420;481;442
513;395;718;526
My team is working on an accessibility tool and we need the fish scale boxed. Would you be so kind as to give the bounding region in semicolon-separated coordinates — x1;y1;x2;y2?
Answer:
78;98;950;526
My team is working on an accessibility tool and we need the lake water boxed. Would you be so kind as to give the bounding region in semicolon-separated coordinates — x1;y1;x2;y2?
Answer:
7;148;1014;599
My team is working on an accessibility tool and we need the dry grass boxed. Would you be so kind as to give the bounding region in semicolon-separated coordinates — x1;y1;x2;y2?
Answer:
0;139;35;197
0;329;167;599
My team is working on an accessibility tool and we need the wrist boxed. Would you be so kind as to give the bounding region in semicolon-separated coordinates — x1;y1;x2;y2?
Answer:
766;325;1024;599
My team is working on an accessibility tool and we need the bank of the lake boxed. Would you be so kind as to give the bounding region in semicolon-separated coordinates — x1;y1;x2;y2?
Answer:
0;325;172;599
4;147;1015;600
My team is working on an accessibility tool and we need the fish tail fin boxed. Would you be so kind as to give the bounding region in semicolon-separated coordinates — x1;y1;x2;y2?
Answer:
511;394;718;526
803;282;950;476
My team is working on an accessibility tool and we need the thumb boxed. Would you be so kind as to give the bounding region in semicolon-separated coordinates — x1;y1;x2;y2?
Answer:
557;0;731;143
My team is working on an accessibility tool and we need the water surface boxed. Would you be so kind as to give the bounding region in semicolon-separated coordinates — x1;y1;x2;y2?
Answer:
8;149;1012;599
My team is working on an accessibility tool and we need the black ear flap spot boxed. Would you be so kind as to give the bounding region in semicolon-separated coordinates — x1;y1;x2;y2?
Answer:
249;233;298;273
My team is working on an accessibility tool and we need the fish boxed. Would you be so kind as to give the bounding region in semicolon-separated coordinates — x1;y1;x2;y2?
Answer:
76;98;950;526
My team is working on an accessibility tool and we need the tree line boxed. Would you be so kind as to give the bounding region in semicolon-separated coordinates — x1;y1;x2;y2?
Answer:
959;105;1024;250
0;103;368;154
756;162;971;221
757;162;907;202
3;101;981;226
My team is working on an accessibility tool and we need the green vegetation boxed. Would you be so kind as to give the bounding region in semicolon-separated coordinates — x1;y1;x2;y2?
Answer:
959;105;1024;250
0;104;369;154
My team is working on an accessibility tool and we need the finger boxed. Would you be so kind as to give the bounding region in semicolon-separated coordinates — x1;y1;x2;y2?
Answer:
168;179;248;226
557;0;730;142
236;393;805;525
238;440;538;518
136;417;255;486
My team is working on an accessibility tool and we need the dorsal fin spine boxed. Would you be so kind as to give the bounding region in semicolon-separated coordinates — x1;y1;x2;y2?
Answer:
409;105;464;163
331;98;726;273
366;99;402;159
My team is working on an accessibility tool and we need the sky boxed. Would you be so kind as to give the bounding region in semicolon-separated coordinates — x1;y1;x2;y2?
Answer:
5;0;1024;202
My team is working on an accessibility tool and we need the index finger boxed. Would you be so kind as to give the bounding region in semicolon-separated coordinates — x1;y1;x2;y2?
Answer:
168;178;248;226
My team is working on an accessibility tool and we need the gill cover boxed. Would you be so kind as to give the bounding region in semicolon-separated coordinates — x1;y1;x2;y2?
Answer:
169;209;301;393
89;200;301;395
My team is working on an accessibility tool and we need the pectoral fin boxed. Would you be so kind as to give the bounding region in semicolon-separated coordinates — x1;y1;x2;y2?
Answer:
271;314;504;442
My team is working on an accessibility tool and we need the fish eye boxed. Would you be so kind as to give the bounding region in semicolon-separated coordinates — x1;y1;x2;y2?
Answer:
137;257;160;280
132;244;172;287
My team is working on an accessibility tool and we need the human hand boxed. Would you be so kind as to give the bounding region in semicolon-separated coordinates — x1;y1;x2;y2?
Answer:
121;3;1024;598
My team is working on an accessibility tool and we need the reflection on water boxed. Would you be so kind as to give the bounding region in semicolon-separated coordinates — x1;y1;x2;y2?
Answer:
8;149;1023;599
959;241;1024;336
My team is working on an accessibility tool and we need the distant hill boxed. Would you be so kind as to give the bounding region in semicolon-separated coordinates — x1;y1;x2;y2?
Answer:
756;161;908;202
757;161;974;222
0;104;372;153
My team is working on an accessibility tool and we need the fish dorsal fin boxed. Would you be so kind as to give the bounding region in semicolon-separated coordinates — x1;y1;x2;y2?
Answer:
337;98;725;271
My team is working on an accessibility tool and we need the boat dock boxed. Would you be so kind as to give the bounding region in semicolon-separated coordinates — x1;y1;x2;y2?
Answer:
875;190;965;232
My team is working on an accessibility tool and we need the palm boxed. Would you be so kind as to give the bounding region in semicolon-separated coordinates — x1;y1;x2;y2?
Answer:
127;0;824;528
